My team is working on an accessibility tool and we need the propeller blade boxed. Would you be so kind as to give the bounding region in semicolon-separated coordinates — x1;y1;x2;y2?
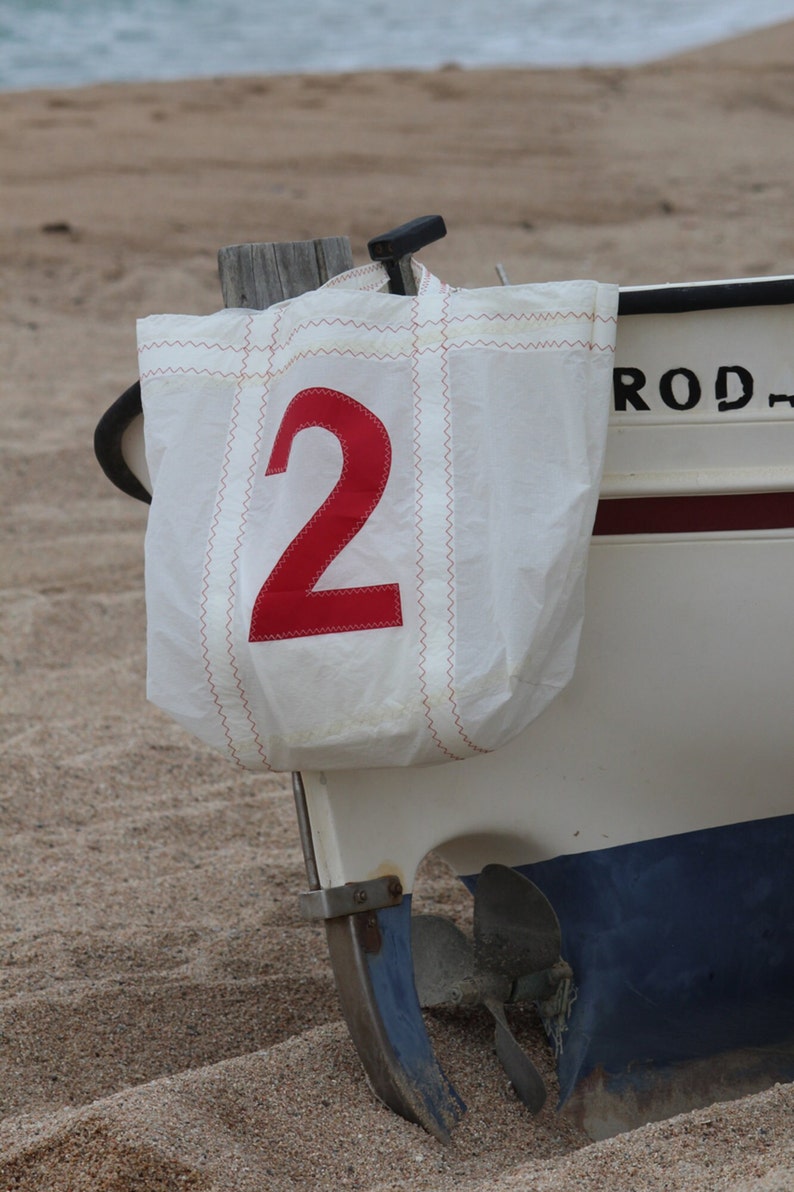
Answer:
412;903;551;1115
485;996;547;1114
474;864;562;980
411;913;476;1007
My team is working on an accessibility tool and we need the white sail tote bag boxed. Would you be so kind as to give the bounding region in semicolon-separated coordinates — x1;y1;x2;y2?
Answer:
139;262;618;772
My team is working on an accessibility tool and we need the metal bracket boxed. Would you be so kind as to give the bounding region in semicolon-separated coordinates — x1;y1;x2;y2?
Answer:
299;875;404;922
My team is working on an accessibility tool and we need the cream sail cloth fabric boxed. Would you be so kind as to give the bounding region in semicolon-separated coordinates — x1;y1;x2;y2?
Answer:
139;263;618;771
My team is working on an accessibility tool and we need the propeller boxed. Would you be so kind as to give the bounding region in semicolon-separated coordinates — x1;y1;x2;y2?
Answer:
411;864;572;1113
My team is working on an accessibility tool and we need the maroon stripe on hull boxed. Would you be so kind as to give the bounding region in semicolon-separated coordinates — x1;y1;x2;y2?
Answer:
593;491;794;536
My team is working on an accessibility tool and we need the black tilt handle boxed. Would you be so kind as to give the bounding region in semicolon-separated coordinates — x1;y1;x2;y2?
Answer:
367;215;447;295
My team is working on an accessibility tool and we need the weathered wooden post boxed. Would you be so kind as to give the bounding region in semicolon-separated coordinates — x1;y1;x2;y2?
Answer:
217;236;354;309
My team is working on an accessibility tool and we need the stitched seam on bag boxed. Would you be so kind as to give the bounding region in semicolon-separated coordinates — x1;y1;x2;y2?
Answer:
259;674;564;752
141;366;244;380
450;337;612;352
198;351;249;766
269;345;410;377
137;312;615;369
139;338;241;352
137;313;617;359
139;334;611;388
262;688;469;749
139;341;416;386
410;296;465;763
445;310;618;327
140;345;410;385
267;334;612;378
199;312;273;771
223;312;290;769
197;321;251;766
261;675;567;745
276;315;413;352
457;668;569;699
437;291;491;756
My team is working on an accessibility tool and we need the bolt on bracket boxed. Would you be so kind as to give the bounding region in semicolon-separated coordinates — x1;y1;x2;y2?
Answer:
299;874;404;922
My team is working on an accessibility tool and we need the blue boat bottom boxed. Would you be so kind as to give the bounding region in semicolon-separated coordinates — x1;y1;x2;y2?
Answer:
507;814;794;1135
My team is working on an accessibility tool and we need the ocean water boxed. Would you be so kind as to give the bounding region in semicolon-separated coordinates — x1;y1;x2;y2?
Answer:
2;0;794;91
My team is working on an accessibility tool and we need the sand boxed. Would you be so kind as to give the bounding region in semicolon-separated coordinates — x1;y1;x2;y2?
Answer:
1;16;793;1189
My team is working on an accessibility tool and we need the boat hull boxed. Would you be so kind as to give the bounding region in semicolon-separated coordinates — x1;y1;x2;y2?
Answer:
512;813;794;1135
96;267;794;1137
302;285;794;1133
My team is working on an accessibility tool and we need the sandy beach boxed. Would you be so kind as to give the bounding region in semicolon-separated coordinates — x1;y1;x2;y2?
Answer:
1;17;793;1190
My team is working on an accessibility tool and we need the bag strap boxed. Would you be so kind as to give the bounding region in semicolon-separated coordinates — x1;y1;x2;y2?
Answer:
320;259;452;296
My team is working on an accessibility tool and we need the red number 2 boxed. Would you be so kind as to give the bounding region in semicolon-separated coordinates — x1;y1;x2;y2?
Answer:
248;387;403;641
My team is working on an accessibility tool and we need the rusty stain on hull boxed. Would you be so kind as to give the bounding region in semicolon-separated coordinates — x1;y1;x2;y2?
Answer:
561;1037;794;1141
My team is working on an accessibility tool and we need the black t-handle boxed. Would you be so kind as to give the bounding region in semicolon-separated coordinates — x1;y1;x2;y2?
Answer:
368;215;447;294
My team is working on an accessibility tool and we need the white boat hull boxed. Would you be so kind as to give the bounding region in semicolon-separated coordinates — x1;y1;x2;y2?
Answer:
300;281;794;1135
95;266;794;1140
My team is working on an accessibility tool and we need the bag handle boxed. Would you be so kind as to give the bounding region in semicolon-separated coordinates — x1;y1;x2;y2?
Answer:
94;216;448;502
